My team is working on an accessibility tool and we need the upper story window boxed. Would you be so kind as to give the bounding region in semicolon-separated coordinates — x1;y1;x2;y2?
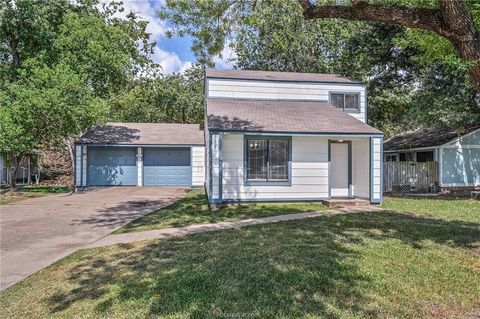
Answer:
330;92;360;113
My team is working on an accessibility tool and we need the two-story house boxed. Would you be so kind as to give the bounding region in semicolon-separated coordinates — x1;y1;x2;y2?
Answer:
205;69;384;204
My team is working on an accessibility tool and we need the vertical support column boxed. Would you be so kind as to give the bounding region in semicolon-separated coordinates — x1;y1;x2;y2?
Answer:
218;132;223;203
137;147;143;187
81;145;88;187
75;145;82;187
27;156;31;185
210;132;221;203
370;137;383;204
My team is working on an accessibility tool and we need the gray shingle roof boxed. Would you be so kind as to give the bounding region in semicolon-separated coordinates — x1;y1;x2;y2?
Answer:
207;99;382;135
384;123;480;151
206;69;363;84
77;123;204;145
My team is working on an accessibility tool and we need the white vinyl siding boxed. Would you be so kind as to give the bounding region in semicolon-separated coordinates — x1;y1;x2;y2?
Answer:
207;78;366;122
221;135;330;200
353;138;370;199
192;146;206;186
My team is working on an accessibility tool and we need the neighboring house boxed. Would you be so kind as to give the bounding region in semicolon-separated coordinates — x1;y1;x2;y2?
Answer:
0;151;38;186
204;69;384;204
75;123;205;187
384;123;480;190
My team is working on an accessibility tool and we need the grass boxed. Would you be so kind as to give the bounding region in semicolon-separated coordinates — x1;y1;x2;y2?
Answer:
382;196;480;223
114;189;329;234
0;185;71;205
1;198;479;318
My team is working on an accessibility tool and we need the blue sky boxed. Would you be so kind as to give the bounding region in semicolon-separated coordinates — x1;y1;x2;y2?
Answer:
114;0;235;73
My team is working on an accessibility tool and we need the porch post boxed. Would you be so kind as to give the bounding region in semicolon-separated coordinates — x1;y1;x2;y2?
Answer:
137;147;143;187
81;146;88;187
370;136;383;204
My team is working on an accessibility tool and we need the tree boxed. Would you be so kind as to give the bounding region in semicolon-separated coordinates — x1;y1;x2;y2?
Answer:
161;0;480;94
0;0;158;184
0;62;107;187
298;0;480;92
110;64;205;125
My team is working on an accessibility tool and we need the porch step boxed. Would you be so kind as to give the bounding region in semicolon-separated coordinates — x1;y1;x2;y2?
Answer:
322;199;372;208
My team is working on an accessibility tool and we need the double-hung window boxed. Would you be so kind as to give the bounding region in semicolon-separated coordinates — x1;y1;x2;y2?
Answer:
246;138;289;183
330;92;360;112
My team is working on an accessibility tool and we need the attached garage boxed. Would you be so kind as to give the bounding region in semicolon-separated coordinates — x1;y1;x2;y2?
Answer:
75;123;205;188
87;147;137;186
143;147;191;186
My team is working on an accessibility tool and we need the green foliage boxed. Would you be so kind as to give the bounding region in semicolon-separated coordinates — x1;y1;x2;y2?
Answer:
110;64;205;125
0;0;160;174
0;61;107;158
161;0;480;136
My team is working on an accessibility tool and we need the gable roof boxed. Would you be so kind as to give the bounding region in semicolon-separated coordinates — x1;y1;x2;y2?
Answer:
384;123;480;151
206;99;382;135
205;69;363;84
77;123;204;145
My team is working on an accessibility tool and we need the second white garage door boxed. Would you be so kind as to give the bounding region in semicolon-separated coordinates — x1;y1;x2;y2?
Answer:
143;147;192;186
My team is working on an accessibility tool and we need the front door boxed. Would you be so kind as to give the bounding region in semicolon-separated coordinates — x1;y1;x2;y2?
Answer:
331;143;350;197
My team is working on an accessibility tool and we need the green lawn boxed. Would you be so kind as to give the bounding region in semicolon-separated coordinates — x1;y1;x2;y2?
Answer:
0;185;71;205
382;196;480;223
1;197;479;318
115;189;329;234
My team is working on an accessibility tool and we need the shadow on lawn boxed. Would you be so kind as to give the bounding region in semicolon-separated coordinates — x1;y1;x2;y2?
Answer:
46;211;480;318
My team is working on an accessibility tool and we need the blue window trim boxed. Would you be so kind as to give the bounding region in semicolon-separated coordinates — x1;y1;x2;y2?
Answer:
329;91;361;114
328;139;353;199
243;135;292;186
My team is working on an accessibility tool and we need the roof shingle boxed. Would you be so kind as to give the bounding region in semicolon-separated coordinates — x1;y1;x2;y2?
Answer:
77;123;204;145
207;99;382;135
206;69;362;84
384;123;480;151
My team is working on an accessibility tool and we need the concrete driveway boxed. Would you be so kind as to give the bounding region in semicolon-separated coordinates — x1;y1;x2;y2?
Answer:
0;187;187;291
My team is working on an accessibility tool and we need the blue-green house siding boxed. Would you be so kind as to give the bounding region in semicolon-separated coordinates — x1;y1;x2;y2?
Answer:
440;129;480;186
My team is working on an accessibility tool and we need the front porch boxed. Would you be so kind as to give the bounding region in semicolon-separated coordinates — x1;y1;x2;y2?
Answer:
208;133;383;204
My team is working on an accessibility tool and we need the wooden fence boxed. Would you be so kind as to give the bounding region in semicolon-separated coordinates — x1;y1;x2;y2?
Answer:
383;161;439;193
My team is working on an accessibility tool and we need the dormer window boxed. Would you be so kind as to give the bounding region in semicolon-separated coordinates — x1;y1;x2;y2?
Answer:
330;92;360;113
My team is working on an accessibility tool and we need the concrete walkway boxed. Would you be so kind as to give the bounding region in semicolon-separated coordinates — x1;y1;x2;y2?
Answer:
88;205;383;248
0;187;187;291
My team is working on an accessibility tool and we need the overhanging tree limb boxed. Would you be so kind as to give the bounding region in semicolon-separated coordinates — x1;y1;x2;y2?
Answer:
298;0;480;93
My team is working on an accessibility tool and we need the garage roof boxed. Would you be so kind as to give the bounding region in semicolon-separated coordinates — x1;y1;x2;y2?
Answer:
206;98;382;135
384;122;480;151
77;123;204;145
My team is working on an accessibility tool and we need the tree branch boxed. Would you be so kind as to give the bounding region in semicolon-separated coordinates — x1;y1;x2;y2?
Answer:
298;0;449;37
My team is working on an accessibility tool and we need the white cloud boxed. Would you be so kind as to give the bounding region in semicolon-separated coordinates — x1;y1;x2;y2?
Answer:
151;46;192;74
213;40;237;69
99;0;193;74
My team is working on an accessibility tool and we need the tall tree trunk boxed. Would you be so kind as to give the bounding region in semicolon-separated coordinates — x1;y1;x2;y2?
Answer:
10;153;26;189
9;37;20;82
299;0;480;92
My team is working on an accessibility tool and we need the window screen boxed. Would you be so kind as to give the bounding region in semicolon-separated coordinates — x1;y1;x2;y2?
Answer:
399;152;414;162
246;138;289;182
416;151;434;162
385;154;397;162
330;93;360;112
